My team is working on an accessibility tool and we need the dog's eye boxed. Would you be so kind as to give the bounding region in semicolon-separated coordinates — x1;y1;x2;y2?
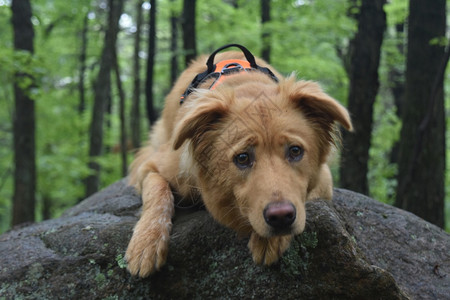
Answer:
234;152;253;169
287;145;304;162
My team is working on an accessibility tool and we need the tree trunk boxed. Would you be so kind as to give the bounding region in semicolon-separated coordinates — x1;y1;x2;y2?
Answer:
42;194;51;221
388;23;405;167
170;0;179;87
113;47;128;177
339;0;386;195
78;13;89;114
261;0;271;63
145;0;157;126
85;0;123;198
395;0;446;228
130;0;143;149
11;0;36;226
182;0;197;66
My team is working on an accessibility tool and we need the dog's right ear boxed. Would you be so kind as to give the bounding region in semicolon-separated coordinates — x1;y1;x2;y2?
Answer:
288;80;353;132
173;96;228;150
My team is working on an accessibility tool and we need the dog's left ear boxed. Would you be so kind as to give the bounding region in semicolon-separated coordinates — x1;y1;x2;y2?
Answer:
173;95;228;150
289;81;353;133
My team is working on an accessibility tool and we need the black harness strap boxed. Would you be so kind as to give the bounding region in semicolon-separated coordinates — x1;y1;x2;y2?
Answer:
180;44;278;104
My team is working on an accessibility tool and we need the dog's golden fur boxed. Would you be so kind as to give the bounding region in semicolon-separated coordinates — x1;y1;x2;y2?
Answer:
125;51;352;277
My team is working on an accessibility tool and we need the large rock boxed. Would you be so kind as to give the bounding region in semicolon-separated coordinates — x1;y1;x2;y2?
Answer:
0;179;448;299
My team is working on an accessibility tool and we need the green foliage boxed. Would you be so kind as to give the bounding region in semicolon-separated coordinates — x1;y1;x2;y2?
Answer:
197;0;260;52
269;0;355;101
368;96;401;204
429;36;448;47
0;3;14;231
115;253;127;269
384;0;408;26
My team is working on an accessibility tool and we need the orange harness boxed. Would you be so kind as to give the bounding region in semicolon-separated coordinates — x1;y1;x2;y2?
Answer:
180;44;278;104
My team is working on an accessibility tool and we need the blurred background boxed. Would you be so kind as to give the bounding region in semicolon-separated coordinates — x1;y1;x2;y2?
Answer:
0;0;448;233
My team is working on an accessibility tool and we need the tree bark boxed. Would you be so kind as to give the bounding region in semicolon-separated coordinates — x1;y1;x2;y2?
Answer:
85;0;123;197
261;0;271;63
182;0;197;66
395;0;446;228
78;13;89;114
11;0;36;226
42;194;51;221
145;0;157;126
170;0;179;87
113;47;128;177
130;0;143;149
339;0;386;195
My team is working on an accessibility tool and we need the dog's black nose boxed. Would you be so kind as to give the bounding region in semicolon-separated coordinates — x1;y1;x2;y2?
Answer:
263;202;296;230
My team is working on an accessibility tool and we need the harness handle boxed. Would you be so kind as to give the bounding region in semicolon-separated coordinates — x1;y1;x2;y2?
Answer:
206;44;258;72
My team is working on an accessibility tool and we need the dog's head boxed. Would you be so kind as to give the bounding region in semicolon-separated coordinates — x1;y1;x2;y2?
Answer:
173;74;352;237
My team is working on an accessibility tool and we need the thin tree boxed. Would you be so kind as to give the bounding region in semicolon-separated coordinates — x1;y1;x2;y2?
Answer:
182;0;197;66
112;47;128;177
85;0;123;197
145;0;157;126
78;12;89;114
11;0;36;226
130;0;143;149
339;0;386;195
388;23;405;169
261;0;271;63
395;0;447;228
169;0;179;87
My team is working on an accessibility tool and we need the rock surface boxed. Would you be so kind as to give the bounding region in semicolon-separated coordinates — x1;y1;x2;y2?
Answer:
0;179;448;299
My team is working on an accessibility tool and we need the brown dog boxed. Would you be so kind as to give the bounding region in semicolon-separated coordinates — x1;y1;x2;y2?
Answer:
125;45;352;277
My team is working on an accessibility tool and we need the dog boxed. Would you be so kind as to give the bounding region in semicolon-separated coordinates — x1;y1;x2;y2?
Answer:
125;44;352;277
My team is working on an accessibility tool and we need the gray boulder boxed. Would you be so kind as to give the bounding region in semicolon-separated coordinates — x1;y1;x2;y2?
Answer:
0;179;448;299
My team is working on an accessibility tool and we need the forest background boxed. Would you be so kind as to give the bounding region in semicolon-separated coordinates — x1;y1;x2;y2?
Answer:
1;0;449;233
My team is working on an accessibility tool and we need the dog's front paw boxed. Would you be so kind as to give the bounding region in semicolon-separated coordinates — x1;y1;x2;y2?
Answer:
248;233;292;265
125;218;172;277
